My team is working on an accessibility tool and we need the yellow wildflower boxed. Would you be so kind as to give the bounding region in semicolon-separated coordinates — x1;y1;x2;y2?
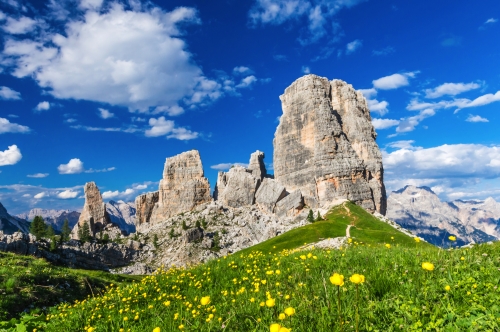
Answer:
200;296;210;305
284;307;295;316
349;274;365;284
329;273;344;286
278;313;286;320
414;237;420;243
448;235;456;241
445;285;451;291
422;262;435;271
270;324;281;332
266;298;276;307
385;243;391;249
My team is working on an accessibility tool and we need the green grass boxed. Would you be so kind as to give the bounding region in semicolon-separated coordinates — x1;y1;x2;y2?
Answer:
239;201;433;255
0;251;140;322
27;241;500;332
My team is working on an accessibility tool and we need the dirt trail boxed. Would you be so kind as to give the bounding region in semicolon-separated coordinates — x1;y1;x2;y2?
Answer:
346;225;352;237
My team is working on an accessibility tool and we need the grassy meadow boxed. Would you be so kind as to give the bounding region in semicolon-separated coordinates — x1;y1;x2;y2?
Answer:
1;202;499;331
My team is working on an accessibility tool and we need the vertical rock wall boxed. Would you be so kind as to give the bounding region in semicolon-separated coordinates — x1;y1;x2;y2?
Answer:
72;182;110;238
135;192;159;226
273;74;387;214
148;150;212;224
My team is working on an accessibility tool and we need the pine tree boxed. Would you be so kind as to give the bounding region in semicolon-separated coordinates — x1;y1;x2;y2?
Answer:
49;236;57;252
307;209;315;223
30;216;47;239
79;222;92;243
61;219;71;242
103;233;110;243
315;211;323;222
153;234;159;249
46;225;55;238
182;220;188;230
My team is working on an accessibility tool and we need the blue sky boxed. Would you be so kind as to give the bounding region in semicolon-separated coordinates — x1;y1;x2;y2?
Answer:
0;0;499;214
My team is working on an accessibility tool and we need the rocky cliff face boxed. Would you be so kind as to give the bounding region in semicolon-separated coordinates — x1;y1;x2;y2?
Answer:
135;192;159;226
0;202;30;234
387;186;498;246
72;182;111;238
273;75;386;214
148;150;212;224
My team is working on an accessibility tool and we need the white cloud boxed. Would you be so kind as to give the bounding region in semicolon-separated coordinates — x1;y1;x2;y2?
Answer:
236;75;258;89
145;116;198;140
27;173;49;178
79;0;104;10
233;66;253;75
0;86;21;100
57;189;79;199
396;109;435;133
485;18;497;24
0;144;22;166
345;39;362;54
301;66;310;74
153;105;184;116
3;16;37;34
133;184;147;190
85;166;116;173
459;90;500;109
98;108;114;119
359;88;377;99
34;101;50;111
22;194;30;197
102;188;135;200
466;114;489;123
372;46;394;56
58;158;84;174
386;140;415;149
34;192;47;199
367;99;389;116
2;4;231;113
372;118;399;130
372;71;418;90
210;162;248;171
406;98;469;111
424;82;481;99
0;117;30;134
248;0;366;44
65;118;77;123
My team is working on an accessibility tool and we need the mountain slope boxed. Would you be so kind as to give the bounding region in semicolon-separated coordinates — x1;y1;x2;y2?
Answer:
17;208;80;232
238;201;430;255
106;200;136;234
386;186;498;246
0;202;30;234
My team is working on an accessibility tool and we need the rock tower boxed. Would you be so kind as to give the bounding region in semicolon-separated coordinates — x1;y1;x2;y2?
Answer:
72;182;110;238
273;74;387;214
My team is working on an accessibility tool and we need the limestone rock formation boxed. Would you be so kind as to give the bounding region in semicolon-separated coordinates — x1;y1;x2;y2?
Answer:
72;182;110;238
215;166;261;208
255;178;287;214
135;192;159;226
275;190;305;217
248;150;266;180
273;74;386;214
149;150;212;224
0;202;30;234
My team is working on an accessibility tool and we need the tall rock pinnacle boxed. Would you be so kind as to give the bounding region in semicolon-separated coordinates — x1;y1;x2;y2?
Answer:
273;74;387;214
148;150;212;224
72;182;110;238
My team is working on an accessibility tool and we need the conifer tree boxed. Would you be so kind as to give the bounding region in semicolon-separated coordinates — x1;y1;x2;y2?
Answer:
153;234;159;249
307;209;315;223
315;211;323;222
46;225;55;238
50;236;57;251
61;219;71;242
30;216;47;239
79;222;92;243
182;220;188;230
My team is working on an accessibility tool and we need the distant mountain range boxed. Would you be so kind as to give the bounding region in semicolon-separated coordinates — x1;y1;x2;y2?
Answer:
387;185;499;246
0;202;30;234
11;200;136;234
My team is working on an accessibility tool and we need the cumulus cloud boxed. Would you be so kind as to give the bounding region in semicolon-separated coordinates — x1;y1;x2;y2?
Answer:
0;144;22;166
367;99;389;116
248;0;366;44
3;16;37;34
396;108;435;133
0;117;30;134
345;39;362;54
98;108;114;119
385;140;415;149
0;86;21;100
210;162;248;171
153;105;184;116
372;72;418;90
27;173;49;178
34;101;50;111
466;114;489;123
233;66;253;75
406;98;469;111
34;192;47;199
58;158;84;174
372;118;399;130
102;188;135;200
424;82;481;99
458;91;500;109
57;189;79;199
359;88;377;99
485;18;498;24
302;66;311;74
383;144;500;200
145;117;198;140
1;4;233;113
235;75;258;89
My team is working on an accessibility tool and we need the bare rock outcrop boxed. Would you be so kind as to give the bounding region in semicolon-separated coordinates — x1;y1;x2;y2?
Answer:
149;150;212;224
72;182;111;239
275;189;305;217
248;150;266;180
255;178;287;214
135;191;159;226
273;74;386;214
216;166;261;208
